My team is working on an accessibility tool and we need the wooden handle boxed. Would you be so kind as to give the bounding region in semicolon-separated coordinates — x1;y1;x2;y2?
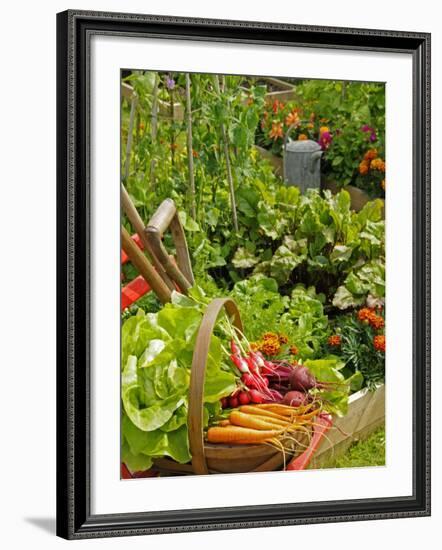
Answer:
188;298;243;475
121;184;175;290
121;226;172;305
147;198;176;236
145;199;194;292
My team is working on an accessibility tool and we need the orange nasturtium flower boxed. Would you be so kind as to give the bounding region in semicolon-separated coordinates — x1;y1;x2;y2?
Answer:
298;133;308;141
285;110;300;126
364;149;378;161
359;160;370;175
272;100;284;114
269;121;284;140
328;335;342;347
373;335;386;352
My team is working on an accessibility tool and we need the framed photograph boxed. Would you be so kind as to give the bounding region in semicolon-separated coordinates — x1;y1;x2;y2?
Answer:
56;10;431;539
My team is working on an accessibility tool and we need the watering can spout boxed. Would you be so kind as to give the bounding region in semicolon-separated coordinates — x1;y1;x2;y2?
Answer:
309;150;323;173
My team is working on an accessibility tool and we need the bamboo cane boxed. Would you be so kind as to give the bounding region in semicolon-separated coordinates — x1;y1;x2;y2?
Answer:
185;73;197;220
212;75;239;232
150;73;159;186
124;95;138;182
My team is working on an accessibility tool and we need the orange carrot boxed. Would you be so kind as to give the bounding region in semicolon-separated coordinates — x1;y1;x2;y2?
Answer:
259;403;312;417
217;419;231;426
239;405;290;423
207;425;281;444
229;411;285;431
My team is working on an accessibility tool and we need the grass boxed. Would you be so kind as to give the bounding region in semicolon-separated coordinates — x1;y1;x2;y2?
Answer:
315;426;385;469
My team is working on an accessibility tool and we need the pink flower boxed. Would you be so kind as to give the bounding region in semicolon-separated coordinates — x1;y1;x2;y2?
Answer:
318;130;332;150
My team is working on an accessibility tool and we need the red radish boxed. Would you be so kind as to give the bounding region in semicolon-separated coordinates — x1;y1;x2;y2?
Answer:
230;340;241;356
229;396;239;408
249;351;265;369
238;391;251;405
221;397;229;408
282;390;308;407
230;354;249;373
262;376;269;387
245;356;260;374
242;372;256;387
289;366;317;391
249;389;264;404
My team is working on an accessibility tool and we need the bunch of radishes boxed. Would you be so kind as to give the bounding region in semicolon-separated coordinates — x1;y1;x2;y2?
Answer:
222;340;321;409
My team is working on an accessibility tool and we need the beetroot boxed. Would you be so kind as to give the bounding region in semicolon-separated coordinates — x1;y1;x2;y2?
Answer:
229;396;239;408
283;390;308;407
289;366;317;391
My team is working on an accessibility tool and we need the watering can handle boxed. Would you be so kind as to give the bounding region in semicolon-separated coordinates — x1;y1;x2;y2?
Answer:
309;150;323;173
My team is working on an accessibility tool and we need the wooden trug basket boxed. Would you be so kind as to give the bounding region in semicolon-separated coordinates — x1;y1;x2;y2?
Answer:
154;297;309;476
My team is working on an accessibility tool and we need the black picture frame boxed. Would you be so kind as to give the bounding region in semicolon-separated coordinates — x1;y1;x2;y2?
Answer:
56;9;431;540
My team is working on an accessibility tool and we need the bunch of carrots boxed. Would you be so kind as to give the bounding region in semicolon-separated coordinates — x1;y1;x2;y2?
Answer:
207;403;321;446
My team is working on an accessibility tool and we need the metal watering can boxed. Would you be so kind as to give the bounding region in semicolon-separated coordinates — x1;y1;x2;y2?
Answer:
283;124;323;193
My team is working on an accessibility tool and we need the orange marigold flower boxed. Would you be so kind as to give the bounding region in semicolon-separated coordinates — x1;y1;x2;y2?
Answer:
369;314;385;330
364;149;378;161
289;345;299;355
262;332;278;341
250;341;261;352
373;335;386;352
285;111;300;126
328;335;342;347
370;158;385;172
298;133;308;141
278;334;289;344
381;179;385;191
269;122;284;140
359;160;370;175
260;340;281;356
319;126;329;135
358;307;375;323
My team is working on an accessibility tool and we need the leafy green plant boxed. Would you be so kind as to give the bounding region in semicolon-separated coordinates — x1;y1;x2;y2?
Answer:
326;308;385;390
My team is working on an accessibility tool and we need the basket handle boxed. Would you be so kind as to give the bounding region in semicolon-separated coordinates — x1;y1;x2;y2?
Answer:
188;298;243;475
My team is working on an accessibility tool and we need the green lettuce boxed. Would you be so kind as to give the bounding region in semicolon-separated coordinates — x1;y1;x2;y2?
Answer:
121;293;236;473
